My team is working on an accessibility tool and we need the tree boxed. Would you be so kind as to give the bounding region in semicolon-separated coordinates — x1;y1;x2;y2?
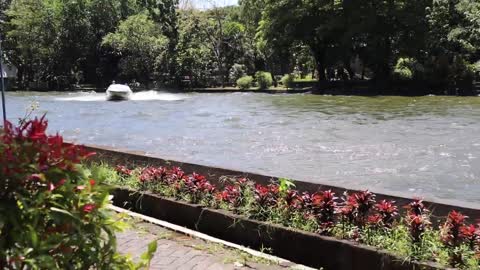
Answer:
176;6;248;87
4;0;176;87
0;0;11;31
5;0;58;86
259;0;344;81
423;0;479;89
238;0;266;71
102;13;168;83
85;0;133;84
427;0;480;58
204;6;246;86
139;0;179;83
176;8;215;86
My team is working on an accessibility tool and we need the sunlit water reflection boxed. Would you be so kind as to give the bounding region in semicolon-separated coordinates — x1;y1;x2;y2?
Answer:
6;91;480;203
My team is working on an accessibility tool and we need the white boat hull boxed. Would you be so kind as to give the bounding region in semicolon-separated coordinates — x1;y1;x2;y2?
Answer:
106;84;133;101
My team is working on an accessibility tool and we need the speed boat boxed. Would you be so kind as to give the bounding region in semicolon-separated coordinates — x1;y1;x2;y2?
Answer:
106;84;133;101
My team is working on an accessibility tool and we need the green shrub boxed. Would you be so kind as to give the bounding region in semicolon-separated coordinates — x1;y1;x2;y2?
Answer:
393;67;413;81
229;64;246;83
280;74;295;89
393;58;414;80
255;71;273;90
236;75;254;90
473;60;480;73
393;58;425;81
450;57;475;81
0;117;155;269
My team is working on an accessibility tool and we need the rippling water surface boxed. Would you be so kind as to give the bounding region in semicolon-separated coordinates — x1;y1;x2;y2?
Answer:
6;91;480;203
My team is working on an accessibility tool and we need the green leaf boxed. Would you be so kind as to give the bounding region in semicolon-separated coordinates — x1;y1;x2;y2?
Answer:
278;178;295;192
148;241;157;254
140;240;157;262
28;226;38;248
50;207;81;224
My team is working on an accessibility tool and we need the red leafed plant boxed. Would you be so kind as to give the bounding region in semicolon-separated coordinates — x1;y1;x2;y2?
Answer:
293;192;312;212
216;184;242;208
254;184;277;207
440;210;472;266
115;165;132;177
460;224;480;250
367;214;383;227
441;211;468;247
373;200;398;228
168;166;185;183
404;199;431;243
283;189;299;208
340;190;376;228
181;172;216;203
0;117;154;269
139;166;168;183
312;190;337;234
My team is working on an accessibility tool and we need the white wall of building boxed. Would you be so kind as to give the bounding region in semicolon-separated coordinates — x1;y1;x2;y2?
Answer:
1;60;17;78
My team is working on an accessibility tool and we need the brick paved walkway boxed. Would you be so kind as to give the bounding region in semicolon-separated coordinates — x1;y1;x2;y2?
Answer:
117;221;298;270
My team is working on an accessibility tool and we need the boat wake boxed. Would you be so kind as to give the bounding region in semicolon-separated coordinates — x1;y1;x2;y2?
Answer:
131;91;186;101
56;94;106;102
55;90;187;102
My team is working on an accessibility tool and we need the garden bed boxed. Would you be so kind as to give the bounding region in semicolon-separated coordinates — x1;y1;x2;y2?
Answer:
83;145;480;225
112;187;444;270
88;160;480;270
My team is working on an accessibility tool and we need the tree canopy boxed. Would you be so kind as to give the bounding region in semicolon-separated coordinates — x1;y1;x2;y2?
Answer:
1;0;479;93
102;13;168;83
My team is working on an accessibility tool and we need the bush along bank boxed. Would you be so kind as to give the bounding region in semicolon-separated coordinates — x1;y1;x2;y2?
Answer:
91;164;480;269
0;117;156;269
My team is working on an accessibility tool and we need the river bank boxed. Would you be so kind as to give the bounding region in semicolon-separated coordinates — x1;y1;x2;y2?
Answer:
6;79;480;96
6;85;312;94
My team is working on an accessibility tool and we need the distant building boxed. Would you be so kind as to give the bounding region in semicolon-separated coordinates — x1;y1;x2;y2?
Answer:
1;59;17;90
1;60;17;78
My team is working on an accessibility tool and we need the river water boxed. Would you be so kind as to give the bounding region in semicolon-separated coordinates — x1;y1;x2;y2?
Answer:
5;91;480;203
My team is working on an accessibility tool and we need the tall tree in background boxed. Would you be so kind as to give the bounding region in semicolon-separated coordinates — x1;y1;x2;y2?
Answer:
425;0;480;86
4;0;178;87
102;13;168;83
176;8;215;86
259;0;343;81
238;0;265;71
140;0;179;83
1;0;479;91
5;0;58;85
176;5;248;87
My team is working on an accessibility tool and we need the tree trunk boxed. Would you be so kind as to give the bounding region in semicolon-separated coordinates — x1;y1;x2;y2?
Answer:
16;66;24;88
311;47;326;81
316;60;326;81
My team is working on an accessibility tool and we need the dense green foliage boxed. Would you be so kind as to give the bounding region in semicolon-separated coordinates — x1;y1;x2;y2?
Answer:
236;75;253;90
102;13;168;83
229;64;247;84
2;0;177;88
255;71;273;90
280;74;294;89
393;58;418;81
0;117;156;269
1;0;479;93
